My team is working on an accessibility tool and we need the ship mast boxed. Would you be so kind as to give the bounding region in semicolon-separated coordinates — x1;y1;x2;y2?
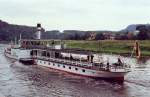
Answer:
18;34;22;47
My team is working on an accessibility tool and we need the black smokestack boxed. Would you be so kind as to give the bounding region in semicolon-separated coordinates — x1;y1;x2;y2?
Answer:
37;23;41;28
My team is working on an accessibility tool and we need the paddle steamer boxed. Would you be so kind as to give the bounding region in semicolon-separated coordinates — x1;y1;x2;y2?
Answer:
5;24;131;82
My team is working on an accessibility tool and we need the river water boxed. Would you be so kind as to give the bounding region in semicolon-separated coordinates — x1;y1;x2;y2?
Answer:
0;44;150;97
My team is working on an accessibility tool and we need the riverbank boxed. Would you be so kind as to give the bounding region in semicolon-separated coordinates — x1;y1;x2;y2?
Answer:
65;40;150;57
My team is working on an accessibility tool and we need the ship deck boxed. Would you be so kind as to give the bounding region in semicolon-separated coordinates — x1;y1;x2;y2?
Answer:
20;45;130;73
21;45;95;55
35;56;128;73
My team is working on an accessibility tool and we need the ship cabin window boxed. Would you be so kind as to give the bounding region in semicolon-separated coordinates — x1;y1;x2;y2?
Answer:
44;62;46;64
55;52;60;58
69;67;71;69
30;50;34;56
63;65;65;68
47;52;50;57
42;51;47;57
58;64;60;67
40;61;42;63
75;68;78;71
49;62;51;65
82;69;85;72
53;63;55;66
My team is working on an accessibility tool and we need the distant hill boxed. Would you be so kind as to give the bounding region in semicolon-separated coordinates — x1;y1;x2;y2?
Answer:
0;20;37;41
0;19;150;41
121;24;150;33
42;30;60;39
0;20;116;41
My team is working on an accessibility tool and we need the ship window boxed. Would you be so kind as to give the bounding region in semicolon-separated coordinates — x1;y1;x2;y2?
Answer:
40;61;42;63
69;67;71;69
49;62;50;65
58;64;60;67
82;69;85;72
75;68;78;71
44;62;46;64
63;65;65;68
53;63;55;66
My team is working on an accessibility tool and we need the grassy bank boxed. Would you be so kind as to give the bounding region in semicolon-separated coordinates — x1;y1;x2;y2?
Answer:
65;40;150;57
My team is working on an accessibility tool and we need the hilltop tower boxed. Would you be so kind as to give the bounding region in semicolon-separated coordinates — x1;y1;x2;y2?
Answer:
35;23;42;39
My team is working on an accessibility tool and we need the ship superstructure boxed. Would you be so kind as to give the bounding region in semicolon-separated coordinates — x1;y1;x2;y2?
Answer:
4;23;42;63
19;38;130;82
4;44;31;61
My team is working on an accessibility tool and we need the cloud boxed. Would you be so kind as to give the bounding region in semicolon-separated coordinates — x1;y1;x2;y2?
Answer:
0;0;150;30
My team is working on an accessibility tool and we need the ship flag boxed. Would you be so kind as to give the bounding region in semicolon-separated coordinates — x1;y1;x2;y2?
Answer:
133;41;141;59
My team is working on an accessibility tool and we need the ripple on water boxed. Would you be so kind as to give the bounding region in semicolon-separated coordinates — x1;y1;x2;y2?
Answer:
0;44;150;97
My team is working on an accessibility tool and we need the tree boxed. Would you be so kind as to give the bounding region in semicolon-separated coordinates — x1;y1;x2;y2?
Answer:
95;33;105;40
136;25;149;40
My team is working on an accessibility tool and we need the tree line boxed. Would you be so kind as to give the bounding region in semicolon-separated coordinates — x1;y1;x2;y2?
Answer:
0;20;150;41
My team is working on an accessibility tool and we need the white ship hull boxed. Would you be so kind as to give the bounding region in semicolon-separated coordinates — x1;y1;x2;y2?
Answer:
4;47;32;61
35;59;127;82
4;50;18;60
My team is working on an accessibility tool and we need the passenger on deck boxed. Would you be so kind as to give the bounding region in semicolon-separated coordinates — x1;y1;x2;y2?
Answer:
99;62;104;69
106;62;110;71
70;55;73;60
112;58;123;68
91;55;94;63
118;58;122;66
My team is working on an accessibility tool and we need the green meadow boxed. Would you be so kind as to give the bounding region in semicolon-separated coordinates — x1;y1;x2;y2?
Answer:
65;40;150;57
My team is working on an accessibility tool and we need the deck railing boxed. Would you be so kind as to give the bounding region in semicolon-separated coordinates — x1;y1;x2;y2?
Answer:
33;56;130;72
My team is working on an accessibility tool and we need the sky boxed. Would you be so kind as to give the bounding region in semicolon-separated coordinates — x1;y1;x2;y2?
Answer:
0;0;150;31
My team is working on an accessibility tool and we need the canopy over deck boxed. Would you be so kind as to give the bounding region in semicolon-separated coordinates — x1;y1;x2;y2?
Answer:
20;39;95;55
